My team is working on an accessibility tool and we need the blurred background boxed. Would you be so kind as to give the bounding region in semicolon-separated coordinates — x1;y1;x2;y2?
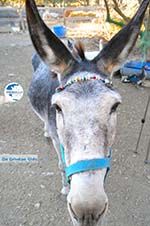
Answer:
0;0;148;39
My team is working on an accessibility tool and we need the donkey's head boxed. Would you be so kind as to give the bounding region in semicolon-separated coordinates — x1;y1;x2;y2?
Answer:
26;0;149;225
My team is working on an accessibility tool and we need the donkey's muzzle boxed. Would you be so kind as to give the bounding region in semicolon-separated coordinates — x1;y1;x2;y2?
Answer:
67;173;108;225
68;200;108;225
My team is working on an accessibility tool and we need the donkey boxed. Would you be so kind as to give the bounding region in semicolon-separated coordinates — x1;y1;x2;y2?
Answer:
26;0;149;225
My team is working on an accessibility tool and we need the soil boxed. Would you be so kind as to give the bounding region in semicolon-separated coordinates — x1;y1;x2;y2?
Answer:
0;32;150;226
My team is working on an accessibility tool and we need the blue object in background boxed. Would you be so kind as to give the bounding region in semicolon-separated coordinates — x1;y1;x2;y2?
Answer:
120;61;150;80
52;25;66;38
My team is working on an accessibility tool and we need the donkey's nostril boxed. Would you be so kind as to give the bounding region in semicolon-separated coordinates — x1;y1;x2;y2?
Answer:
97;202;108;220
69;202;79;222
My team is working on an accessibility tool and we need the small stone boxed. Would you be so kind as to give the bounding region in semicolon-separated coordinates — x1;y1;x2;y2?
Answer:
46;172;54;176
11;44;16;47
0;140;6;143
8;73;15;77
40;184;45;189
146;175;150;180
119;170;122;175
34;202;41;209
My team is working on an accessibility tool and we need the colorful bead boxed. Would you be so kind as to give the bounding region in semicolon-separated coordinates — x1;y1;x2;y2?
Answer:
55;74;112;92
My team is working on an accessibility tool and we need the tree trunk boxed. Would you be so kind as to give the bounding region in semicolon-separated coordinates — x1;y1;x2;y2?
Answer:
146;6;150;61
85;0;90;6
96;0;100;5
112;0;130;23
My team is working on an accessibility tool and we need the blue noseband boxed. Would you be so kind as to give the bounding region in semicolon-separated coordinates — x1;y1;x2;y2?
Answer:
60;144;111;183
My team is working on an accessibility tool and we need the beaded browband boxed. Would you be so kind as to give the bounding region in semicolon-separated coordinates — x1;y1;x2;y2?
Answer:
56;75;112;92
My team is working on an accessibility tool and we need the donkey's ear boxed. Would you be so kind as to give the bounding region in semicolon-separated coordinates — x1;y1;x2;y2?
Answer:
92;0;149;76
26;0;77;75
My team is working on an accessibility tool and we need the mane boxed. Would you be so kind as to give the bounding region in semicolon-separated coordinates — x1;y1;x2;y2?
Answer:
73;41;85;61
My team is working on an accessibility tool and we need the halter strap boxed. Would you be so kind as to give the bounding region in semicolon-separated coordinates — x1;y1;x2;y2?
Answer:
60;144;111;183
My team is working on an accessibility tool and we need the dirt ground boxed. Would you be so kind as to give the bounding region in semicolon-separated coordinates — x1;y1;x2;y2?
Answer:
0;32;150;226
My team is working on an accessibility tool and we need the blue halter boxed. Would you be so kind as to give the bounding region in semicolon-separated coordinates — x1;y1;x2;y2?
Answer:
60;144;111;183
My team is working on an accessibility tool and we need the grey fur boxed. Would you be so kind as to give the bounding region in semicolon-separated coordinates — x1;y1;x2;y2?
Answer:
26;0;149;225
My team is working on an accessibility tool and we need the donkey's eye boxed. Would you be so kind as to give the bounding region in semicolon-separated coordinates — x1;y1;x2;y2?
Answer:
54;104;62;113
110;102;120;114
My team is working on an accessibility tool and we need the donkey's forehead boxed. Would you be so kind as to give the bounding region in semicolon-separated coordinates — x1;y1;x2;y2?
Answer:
66;72;119;96
53;72;121;106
